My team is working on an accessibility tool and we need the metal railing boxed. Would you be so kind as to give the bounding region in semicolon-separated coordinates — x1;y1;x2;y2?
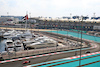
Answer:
0;45;88;60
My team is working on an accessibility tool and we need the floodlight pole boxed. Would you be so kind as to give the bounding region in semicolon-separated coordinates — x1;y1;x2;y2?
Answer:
79;16;83;67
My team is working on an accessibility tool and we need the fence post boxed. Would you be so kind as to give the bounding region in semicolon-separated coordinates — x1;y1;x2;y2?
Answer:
27;48;28;55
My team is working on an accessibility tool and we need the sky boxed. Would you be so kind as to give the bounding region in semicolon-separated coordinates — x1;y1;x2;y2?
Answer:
0;0;100;18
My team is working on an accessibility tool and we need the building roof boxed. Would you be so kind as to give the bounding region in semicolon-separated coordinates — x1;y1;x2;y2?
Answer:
38;17;100;23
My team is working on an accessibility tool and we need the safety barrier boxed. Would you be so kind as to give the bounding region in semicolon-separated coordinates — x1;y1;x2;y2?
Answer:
0;44;91;60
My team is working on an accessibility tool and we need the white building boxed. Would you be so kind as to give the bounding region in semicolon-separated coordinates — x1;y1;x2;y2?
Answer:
0;17;19;24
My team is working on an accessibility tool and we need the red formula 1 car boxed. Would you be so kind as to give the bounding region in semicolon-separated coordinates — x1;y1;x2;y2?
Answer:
22;61;30;64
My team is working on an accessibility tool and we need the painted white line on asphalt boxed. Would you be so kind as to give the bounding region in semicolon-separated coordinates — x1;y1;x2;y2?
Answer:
9;59;14;62
17;58;23;60
72;56;77;59
25;57;30;59
82;55;86;56
0;43;98;64
25;51;100;67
